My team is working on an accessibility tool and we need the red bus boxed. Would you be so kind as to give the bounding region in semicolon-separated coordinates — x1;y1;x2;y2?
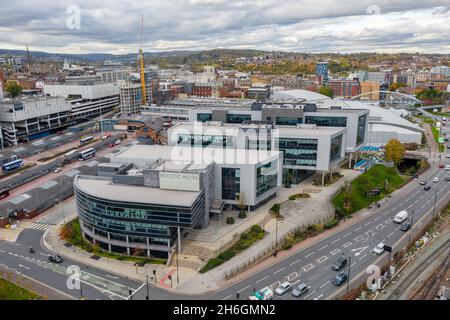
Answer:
0;188;10;199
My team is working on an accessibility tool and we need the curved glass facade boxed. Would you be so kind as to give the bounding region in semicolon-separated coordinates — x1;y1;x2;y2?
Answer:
74;184;206;252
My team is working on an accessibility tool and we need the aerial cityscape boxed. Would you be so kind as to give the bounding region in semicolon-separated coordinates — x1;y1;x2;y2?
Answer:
0;0;449;310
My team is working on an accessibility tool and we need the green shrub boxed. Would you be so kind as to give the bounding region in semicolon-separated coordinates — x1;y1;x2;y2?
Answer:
251;225;263;234
219;250;235;261
324;219;339;229
238;211;247;219
200;257;224;273
270;203;280;214
226;217;235;224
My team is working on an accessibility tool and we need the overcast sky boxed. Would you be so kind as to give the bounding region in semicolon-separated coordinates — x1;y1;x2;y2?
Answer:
0;0;449;54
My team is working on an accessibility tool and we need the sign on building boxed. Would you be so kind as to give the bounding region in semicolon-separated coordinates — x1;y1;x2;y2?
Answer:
159;171;200;192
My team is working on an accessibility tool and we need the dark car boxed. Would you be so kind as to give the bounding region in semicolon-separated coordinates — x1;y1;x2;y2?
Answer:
48;255;64;263
420;180;427;185
332;257;348;271
332;272;348;286
424;185;431;191
439;163;445;169
445;176;450;182
400;222;411;231
291;283;309;297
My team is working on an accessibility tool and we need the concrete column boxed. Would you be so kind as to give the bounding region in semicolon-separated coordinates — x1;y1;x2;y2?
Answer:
348;152;353;169
147;238;150;257
177;227;182;254
126;235;130;255
107;232;112;252
322;171;325;187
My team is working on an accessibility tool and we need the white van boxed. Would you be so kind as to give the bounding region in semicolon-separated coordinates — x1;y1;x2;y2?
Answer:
394;210;408;224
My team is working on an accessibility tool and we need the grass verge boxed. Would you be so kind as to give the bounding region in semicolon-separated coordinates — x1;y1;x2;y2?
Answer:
332;164;406;216
200;225;264;273
0;277;40;300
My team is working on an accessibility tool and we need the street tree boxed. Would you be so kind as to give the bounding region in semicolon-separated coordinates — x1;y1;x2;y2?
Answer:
384;139;405;166
318;86;333;98
5;82;22;97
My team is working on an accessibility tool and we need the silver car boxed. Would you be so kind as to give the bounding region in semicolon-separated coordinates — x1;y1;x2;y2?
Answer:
291;283;309;297
275;282;292;296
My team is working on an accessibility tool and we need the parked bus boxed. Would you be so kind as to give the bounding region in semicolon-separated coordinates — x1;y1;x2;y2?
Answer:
79;136;94;145
0;188;10;199
78;148;96;161
2;159;24;172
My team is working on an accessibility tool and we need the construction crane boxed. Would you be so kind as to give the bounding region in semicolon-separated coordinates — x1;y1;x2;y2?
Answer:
139;14;147;106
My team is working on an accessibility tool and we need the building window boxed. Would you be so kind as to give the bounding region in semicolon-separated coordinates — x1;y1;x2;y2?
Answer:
226;114;251;124
275;117;302;126
222;168;240;200
356;114;367;146
277;138;318;167
304;116;347;127
330;135;343;162
197;113;212;122
256;161;278;197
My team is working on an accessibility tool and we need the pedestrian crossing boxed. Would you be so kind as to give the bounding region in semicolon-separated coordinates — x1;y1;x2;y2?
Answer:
26;222;54;232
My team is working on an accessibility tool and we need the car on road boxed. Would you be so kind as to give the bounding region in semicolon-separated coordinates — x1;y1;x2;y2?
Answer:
439;163;445;168
424;185;431;191
332;272;348;286
249;287;273;300
48;255;64;263
446;154;450;158
433;177;440;183
114;139;121;145
331;256;348;271
400;221;412;231
291;283;309;297
373;242;385;255
275;282;292;296
420;180;427;185
394;210;408;224
446;165;450;170
445;176;450;182
108;143;115;148
54;167;62;173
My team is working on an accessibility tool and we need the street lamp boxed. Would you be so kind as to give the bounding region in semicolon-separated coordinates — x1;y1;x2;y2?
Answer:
146;274;149;300
408;210;414;243
433;188;438;218
342;253;351;294
274;213;279;257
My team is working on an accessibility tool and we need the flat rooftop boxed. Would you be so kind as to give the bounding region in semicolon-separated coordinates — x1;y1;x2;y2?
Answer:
75;176;201;207
111;144;280;166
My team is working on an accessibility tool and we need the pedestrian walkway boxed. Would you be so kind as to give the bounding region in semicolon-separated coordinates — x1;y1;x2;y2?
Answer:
26;222;54;232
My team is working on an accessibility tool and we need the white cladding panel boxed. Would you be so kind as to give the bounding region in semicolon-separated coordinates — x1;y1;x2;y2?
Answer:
159;171;200;192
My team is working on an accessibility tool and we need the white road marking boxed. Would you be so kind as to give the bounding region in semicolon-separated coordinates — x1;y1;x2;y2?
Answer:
343;232;351;237
330;249;340;255
18;264;30;270
303;263;314;272
314;293;324;300
317;256;328;264
342;242;352;248
331;238;340;244
387;232;394;238
274;267;285;274
354;227;362;232
305;252;315;258
385;219;392;224
359;254;367;261
318;245;328;251
236;285;250;293
303;290;316;299
256;275;270;284
105;274;120;279
365;221;372;226
320;281;330;289
222;295;232;300
290;259;301;266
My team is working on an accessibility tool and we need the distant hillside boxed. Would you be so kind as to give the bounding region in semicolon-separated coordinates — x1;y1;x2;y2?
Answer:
0;48;271;64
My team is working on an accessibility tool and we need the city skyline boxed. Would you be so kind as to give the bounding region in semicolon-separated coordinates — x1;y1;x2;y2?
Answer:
0;1;449;54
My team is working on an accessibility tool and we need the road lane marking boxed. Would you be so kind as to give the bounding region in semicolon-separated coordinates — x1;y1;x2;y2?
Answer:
359;254;367;261
256;275;270;284
375;224;385;231
387;232;394;238
237;285;250;293
318;245;328;251
354;227;362;232
274;267;285;274
290;259;301;266
303;263;314;272
365;230;376;237
343;232;351;237
331;238;340;244
303;290;316;299
18;264;30;270
330;249;340;255
305;252;315;258
385;219;392;224
320;281;330;289
342;242;352;248
365;221;372;226
287;272;298;282
317;256;328;264
354;235;365;242
222;295;232;300
309;273;320;281
314;293;324;300
374;216;381;221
